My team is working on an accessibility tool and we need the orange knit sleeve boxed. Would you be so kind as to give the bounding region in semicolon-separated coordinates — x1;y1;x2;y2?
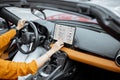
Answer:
0;59;38;79
0;29;16;49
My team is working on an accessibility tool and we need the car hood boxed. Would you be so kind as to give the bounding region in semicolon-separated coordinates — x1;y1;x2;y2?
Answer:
0;0;120;41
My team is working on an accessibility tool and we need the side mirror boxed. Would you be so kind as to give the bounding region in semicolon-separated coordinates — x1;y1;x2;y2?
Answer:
0;18;8;30
31;8;46;19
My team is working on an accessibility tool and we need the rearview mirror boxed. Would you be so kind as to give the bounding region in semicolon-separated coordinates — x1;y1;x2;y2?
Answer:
31;8;46;19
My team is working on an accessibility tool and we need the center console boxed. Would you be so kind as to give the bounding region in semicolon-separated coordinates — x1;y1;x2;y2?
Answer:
26;51;76;80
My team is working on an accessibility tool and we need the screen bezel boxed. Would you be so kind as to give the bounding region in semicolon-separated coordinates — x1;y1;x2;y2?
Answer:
53;24;76;45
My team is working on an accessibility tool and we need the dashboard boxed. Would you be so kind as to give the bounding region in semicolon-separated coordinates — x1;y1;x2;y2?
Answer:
35;20;120;59
33;19;120;72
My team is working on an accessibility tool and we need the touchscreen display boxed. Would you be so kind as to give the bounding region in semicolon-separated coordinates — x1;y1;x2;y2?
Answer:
54;24;76;45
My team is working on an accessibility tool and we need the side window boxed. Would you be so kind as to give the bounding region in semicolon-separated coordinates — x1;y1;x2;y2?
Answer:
0;18;8;30
0;18;9;34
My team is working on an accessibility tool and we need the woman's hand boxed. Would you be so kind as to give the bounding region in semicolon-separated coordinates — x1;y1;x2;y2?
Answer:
16;19;26;30
35;40;64;68
51;40;64;53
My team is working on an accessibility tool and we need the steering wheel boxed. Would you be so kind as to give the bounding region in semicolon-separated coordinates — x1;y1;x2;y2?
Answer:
16;21;39;54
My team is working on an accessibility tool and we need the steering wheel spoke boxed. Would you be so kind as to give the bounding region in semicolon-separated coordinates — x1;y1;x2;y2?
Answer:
29;42;33;51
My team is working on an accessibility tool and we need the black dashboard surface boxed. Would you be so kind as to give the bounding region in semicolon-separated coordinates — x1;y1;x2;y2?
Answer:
35;19;120;60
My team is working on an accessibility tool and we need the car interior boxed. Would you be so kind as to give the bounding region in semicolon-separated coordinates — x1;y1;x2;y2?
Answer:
0;2;120;80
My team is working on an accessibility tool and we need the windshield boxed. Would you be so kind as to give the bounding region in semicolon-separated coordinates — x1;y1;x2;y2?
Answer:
44;9;97;23
5;7;97;23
